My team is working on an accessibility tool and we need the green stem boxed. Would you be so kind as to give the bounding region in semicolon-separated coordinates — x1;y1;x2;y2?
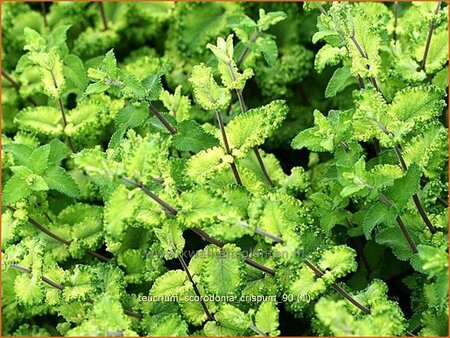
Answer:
437;196;448;207
386;132;436;234
350;35;368;59
1;70;38;106
49;69;76;152
253;147;276;187
317;6;367;95
249;325;268;337
238;221;284;243
191;228;276;275
117;179;276;275
99;2;109;31
340;141;350;152
120;176;178;216
41;2;48;27
345;218;371;273
43;211;53;224
10;264;142;319
318;5;328;16
393;2;399;41
149;102;177;135
214;110;243;185
377;194;418;253
11;264;64;290
227;63;275;187
178;255;215;322
7;206;70;245
236;31;258;68
2;70;20;91
228;62;247;113
303;259;371;314
421;2;442;71
7;206;110;262
357;59;436;235
57;97;76;152
395;215;418;253
244;219;370;313
348;35;387;101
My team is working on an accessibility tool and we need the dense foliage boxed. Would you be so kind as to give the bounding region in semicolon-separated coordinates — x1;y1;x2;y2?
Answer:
1;1;448;336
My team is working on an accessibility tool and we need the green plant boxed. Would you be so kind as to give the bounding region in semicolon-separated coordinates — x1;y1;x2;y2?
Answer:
1;2;448;337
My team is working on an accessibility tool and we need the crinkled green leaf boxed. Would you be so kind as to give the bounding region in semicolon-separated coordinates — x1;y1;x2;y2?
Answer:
202;244;244;296
257;9;287;31
15;106;63;136
154;222;185;260
189;64;231;111
255;302;280;336
227;100;288;154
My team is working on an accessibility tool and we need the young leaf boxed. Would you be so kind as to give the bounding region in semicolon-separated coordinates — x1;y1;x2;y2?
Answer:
172;120;219;153
114;102;148;129
257;9;287;31
154;222;185;260
292;109;351;152
37;51;66;99
189;64;231;111
26;144;50;176
43;166;80;198
325;66;355;98
288;266;327;312
64;54;88;94
318;245;357;284
14;274;44;306
2;169;34;206
376;227;416;261
141;74;162;101
2;143;34;166
48;139;71;167
254;37;278;67
207;35;234;64
204;304;251;336
160;85;191;122
315;45;346;73
361;202;394;239
104;186;139;245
